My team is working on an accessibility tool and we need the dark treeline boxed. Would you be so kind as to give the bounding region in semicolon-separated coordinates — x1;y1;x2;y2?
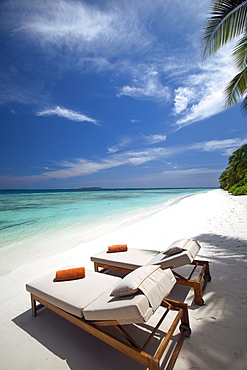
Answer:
219;144;247;195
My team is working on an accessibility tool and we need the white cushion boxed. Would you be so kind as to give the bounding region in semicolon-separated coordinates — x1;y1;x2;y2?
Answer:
163;239;190;254
110;265;160;297
138;268;176;311
91;248;159;270
84;288;153;325
148;239;200;269
164;246;183;255
184;239;201;259
84;267;176;324
148;251;192;269
26;269;120;318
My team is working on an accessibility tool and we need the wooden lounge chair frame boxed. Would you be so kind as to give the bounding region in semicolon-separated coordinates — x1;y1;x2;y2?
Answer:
94;259;211;306
30;293;191;370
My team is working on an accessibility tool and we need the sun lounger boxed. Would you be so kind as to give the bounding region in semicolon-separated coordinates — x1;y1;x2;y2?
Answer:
26;266;191;370
91;239;211;305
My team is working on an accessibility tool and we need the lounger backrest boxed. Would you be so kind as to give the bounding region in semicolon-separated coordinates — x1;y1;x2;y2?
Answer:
84;267;176;324
147;239;201;270
183;239;201;259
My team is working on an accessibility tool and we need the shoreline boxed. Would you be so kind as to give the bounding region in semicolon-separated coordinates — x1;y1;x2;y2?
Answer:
0;189;247;369
0;190;209;276
0;188;211;245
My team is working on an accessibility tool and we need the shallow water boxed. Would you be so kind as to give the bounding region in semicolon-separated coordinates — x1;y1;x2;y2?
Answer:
0;188;213;245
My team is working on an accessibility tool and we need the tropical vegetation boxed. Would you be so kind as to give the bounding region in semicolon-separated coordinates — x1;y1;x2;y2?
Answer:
219;144;247;194
202;0;247;112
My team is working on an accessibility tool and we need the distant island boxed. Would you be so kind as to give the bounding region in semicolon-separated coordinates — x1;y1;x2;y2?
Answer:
77;187;102;189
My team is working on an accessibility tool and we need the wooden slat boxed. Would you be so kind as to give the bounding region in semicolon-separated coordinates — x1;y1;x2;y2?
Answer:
141;308;170;351
187;264;198;280
154;309;183;360
94;262;132;274
115;325;141;349
93;320;120;326
166;331;185;370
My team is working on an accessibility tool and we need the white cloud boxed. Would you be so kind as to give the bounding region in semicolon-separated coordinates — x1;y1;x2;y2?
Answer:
79;57;114;72
106;146;119;154
0;0;241;127
4;0;154;58
41;158;124;179
12;147;172;183
172;46;238;127
106;137;132;154
7;137;245;183
191;138;247;155
114;166;221;188
118;69;170;102
0;0;164;106
37;106;98;124
144;134;167;144
173;87;196;115
161;168;221;176
0;0;219;127
107;134;167;154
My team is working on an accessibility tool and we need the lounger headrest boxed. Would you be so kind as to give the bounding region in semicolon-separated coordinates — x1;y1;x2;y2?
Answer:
163;239;190;255
148;239;201;269
110;265;160;297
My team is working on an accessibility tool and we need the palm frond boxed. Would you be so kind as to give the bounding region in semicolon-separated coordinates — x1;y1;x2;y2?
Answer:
202;0;247;58
233;33;247;69
224;66;247;106
241;93;247;113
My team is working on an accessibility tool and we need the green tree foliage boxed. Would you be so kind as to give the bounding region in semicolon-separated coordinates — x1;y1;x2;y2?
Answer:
219;143;247;194
202;0;247;112
229;176;247;194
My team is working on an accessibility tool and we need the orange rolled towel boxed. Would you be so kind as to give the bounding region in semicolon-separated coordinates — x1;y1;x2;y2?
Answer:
55;267;86;281
108;244;128;253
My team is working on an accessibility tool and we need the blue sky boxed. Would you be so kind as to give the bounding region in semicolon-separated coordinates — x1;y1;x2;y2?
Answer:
0;0;246;189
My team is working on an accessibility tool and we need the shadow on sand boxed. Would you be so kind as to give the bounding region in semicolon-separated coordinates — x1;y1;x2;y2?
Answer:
177;232;247;370
13;302;185;370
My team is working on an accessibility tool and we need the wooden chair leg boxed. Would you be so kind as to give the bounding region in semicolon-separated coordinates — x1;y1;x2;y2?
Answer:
193;283;204;306
31;294;37;317
203;261;211;281
31;294;44;316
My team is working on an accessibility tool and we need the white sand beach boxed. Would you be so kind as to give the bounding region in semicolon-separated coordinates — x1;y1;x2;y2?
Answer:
0;189;247;370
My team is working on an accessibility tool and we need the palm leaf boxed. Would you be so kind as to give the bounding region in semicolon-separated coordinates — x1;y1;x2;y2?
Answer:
232;33;247;69
202;0;247;58
241;93;247;112
224;66;247;106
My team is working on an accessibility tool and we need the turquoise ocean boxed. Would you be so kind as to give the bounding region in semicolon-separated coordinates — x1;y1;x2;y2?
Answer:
0;188;213;245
